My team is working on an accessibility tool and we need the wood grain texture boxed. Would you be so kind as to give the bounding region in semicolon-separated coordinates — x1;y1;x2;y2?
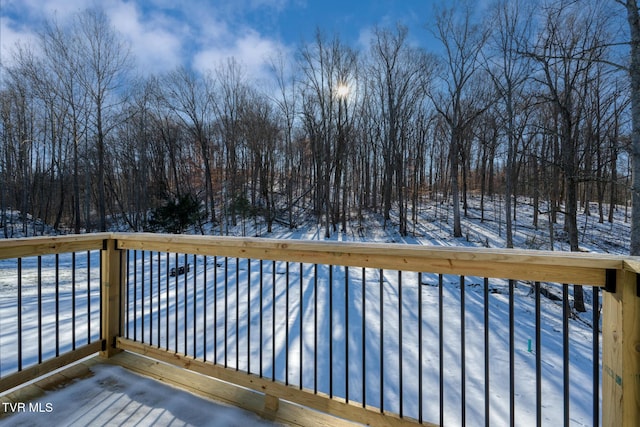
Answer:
116;338;435;427
0;233;109;260
114;232;627;285
602;269;640;427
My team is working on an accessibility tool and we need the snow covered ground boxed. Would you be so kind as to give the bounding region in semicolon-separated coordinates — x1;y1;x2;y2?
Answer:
0;197;630;426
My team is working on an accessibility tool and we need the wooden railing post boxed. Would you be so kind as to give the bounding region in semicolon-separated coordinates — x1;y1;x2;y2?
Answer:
602;266;640;427
100;237;124;358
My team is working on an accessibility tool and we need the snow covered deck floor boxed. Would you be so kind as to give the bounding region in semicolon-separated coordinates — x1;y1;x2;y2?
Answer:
0;353;280;426
0;352;352;426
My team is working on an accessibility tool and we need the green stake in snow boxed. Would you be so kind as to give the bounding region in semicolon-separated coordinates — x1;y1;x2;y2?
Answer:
528;339;532;353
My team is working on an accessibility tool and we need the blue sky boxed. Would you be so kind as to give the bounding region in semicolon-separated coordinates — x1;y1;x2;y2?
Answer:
0;0;439;81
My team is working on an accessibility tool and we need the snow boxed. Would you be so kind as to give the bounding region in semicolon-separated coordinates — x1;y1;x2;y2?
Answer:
1;363;281;426
0;197;630;426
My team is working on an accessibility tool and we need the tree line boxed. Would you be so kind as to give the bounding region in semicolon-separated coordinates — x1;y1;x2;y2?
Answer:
1;0;638;256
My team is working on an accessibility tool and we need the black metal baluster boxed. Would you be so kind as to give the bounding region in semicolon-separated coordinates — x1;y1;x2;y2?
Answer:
225;256;229;368
193;254;197;357
184;253;188;355
125;251;130;340
272;260;276;381
132;251;137;342
314;264;318;394
535;281;542;427
157;252;161;348
593;286;599;426
259;259;264;378
439;273;444;426
509;279;515;427
248;259;252;373
174;252;179;352
203;256;208;361
72;252;77;349
362;267;366;409
87;251;91;344
149;251;153;346
37;256;42;364
329;264;333;398
17;258;22;371
286;262;290;385
132;250;138;342
399;270;403;418
141;251;145;343
99;250;104;341
563;283;570;427
461;275;466;425
55;254;60;357
418;272;423;424
484;277;490;427
379;268;384;413
235;257;239;371
214;256;218;364
165;252;170;350
299;262;303;390
346;266;350;403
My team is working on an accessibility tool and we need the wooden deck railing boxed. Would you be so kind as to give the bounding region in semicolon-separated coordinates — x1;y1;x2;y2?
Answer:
1;233;639;426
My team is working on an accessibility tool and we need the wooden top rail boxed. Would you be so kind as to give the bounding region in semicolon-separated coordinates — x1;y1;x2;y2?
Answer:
0;233;110;260
113;233;631;286
0;232;635;286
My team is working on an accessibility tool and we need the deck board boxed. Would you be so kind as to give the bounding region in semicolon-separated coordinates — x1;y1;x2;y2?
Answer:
0;352;359;426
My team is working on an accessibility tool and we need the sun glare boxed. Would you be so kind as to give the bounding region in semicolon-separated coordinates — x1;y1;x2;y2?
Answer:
336;84;349;98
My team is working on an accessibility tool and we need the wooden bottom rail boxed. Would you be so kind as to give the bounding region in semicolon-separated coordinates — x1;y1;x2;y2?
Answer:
108;351;347;427
116;337;434;427
0;341;103;394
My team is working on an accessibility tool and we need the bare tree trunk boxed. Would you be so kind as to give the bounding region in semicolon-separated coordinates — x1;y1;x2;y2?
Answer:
621;0;640;255
609;137;619;223
532;151;540;229
451;130;463;237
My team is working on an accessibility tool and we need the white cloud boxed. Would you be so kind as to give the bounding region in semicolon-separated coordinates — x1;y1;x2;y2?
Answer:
17;0;88;23
0;17;40;68
103;1;184;74
1;0;294;80
1;0;188;74
193;29;289;84
249;0;289;11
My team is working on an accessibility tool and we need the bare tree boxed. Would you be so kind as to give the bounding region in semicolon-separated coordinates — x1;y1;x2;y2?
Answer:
616;0;640;254
269;52;299;229
74;8;130;231
109;79;162;231
486;0;534;248
36;18;92;233
299;30;357;238
369;25;432;236
431;1;490;237
212;58;249;230
241;89;281;232
528;0;612;312
163;66;217;223
0;55;37;235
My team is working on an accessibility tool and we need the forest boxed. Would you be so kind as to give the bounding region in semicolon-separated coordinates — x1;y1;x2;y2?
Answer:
0;0;638;255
